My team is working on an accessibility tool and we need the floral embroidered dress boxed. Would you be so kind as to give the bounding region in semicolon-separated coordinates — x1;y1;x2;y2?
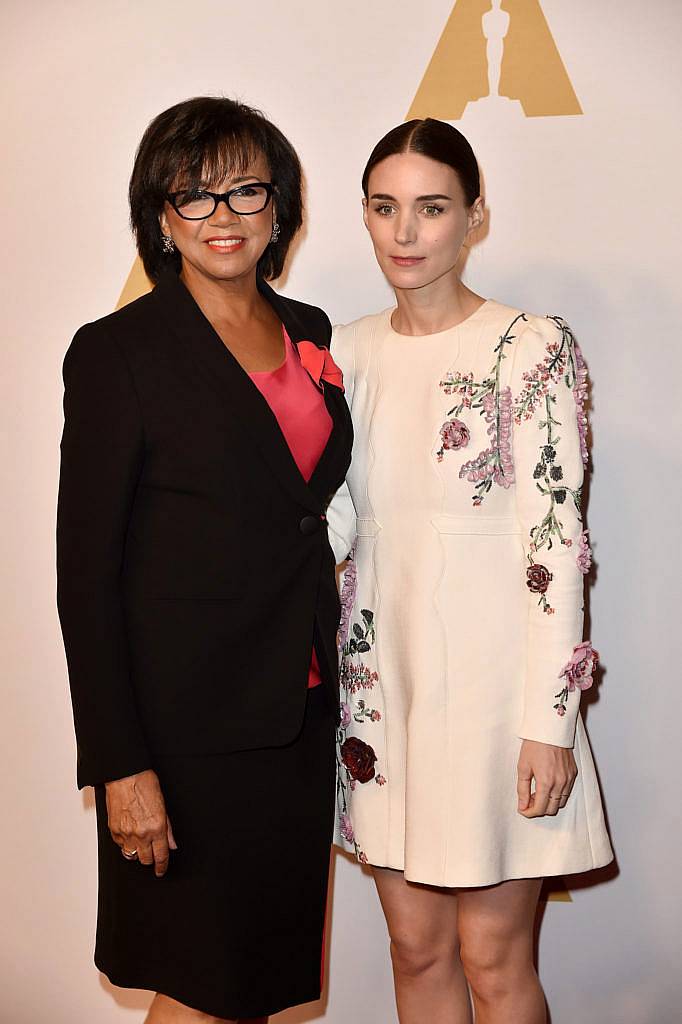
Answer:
327;301;613;886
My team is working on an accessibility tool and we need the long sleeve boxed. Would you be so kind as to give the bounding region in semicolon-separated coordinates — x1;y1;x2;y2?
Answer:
511;316;597;748
57;323;152;787
326;323;357;564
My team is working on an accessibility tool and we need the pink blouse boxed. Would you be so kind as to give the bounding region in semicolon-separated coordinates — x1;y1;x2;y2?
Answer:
249;327;333;688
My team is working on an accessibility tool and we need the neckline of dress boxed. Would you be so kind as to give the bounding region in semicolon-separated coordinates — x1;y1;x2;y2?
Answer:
387;299;492;339
248;323;291;378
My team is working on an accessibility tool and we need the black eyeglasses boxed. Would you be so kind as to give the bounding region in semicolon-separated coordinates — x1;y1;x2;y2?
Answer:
166;182;276;220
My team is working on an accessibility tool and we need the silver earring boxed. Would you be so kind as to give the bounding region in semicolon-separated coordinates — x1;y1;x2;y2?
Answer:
161;234;175;254
270;221;281;244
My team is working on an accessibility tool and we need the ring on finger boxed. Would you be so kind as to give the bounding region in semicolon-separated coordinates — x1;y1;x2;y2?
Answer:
549;795;563;801
121;848;138;860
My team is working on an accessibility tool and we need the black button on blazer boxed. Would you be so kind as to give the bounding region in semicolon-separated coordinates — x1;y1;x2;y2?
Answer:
57;270;353;789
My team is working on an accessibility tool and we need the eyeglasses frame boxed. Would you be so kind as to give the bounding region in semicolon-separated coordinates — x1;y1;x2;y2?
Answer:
166;181;276;220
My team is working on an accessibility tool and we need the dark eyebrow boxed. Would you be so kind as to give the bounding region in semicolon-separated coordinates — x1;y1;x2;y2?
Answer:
369;193;452;202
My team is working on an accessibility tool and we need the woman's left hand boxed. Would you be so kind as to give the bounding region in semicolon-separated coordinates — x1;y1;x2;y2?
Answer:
517;740;578;817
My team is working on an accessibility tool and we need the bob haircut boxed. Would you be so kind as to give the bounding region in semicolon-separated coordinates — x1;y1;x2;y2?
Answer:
129;96;303;282
362;118;480;207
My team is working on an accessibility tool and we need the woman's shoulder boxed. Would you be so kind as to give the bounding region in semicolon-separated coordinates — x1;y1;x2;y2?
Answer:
332;308;392;348
484;302;581;361
72;290;158;343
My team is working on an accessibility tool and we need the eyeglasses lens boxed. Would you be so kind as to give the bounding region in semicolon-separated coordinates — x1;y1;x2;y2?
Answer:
174;186;270;219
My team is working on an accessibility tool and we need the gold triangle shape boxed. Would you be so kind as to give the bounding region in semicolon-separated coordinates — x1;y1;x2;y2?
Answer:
116;256;153;311
542;877;573;903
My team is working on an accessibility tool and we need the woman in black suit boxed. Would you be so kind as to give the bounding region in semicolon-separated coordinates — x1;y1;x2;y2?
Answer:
57;96;352;1024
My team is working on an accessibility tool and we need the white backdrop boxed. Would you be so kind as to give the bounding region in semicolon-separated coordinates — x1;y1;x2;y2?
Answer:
2;1;681;1022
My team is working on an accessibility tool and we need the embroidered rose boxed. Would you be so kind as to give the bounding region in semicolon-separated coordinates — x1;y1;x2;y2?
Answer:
559;641;599;693
339;812;355;843
526;564;553;595
296;340;344;392
439;418;470;452
576;530;592;574
340;736;377;783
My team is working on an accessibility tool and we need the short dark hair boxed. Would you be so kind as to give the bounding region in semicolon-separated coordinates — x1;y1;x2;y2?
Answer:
129;96;303;282
362;118;480;206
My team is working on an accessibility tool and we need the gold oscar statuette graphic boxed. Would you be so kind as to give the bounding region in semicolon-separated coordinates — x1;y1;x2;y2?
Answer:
407;0;582;120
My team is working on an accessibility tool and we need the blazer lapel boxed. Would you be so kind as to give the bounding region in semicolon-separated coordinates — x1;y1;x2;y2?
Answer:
152;271;348;513
260;277;354;505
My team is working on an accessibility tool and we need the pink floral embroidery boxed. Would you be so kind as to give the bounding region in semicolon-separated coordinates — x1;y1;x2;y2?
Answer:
576;530;592;574
436;418;470;462
573;341;590;467
337;600;386;864
516;317;588;622
296;340;345;392
337;548;357;652
554;641;600;716
514;335;568;424
339;813;355;843
458;386;515;493
438;315;524;504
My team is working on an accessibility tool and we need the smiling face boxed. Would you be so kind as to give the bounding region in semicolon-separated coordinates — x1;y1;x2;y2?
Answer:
159;149;275;286
364;152;484;293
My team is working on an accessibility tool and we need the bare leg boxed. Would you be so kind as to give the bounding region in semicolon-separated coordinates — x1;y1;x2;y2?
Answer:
457;878;545;1024
144;993;237;1023
373;866;473;1024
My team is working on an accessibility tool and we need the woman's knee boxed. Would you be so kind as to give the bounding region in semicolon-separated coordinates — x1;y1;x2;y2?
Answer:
459;930;533;1002
389;930;458;980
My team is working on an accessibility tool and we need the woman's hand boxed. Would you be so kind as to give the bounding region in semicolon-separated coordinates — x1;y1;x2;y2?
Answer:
105;769;178;877
517;740;578;818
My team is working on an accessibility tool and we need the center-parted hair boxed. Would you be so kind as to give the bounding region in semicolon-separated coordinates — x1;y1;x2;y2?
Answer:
362;118;480;206
129;96;303;282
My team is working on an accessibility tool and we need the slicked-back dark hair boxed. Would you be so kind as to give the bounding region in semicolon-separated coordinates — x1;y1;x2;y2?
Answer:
129;96;303;282
362;118;480;206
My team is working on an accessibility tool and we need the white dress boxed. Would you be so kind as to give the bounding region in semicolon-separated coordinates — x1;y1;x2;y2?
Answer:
327;300;613;887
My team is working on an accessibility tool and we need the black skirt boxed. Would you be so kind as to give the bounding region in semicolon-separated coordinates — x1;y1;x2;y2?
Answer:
94;685;336;1019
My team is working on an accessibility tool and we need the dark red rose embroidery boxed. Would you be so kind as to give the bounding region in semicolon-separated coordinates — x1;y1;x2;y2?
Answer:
340;737;377;784
526;564;553;594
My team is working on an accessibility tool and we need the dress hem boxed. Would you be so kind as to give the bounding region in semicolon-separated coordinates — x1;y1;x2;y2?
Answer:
95;963;322;1020
344;851;615;890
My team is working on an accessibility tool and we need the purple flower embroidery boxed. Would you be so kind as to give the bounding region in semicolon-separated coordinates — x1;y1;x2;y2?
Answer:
573;341;590;468
560;641;599;692
554;641;599;717
339;812;355;844
340;702;352;729
436;418;470;462
576;530;592;574
337;549;357;652
459;386;515;490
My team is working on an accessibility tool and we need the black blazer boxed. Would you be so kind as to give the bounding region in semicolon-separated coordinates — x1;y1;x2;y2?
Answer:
57;270;352;788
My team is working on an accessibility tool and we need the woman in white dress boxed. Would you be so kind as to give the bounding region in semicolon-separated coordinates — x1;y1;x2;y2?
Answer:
327;119;613;1024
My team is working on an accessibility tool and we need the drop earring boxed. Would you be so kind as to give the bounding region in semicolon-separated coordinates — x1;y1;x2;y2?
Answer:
270;221;281;244
161;234;175;254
